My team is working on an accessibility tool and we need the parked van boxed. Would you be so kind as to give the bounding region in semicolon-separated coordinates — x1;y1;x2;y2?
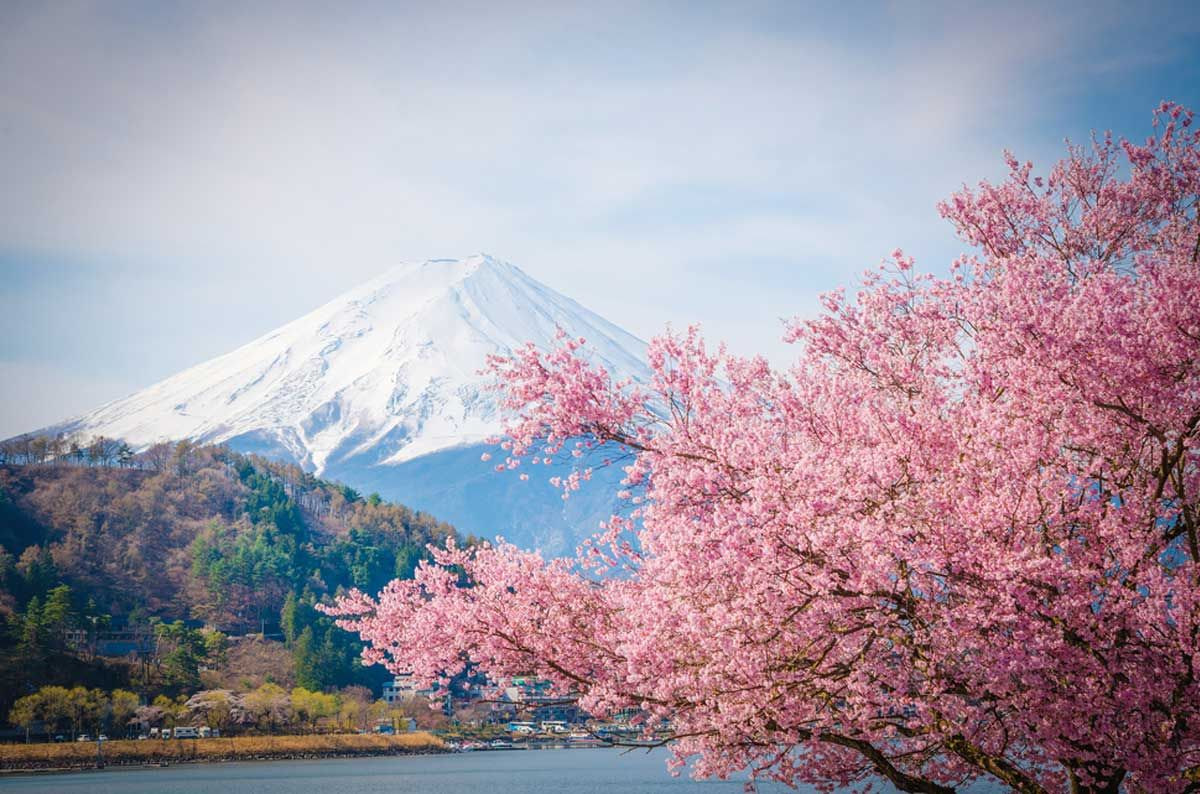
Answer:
172;726;200;739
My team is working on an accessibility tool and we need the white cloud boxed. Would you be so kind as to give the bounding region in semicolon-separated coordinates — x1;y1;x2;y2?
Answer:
1;0;1197;434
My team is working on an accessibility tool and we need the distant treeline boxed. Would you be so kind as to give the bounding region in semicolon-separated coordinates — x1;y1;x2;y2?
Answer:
0;433;139;468
8;681;446;742
0;436;463;720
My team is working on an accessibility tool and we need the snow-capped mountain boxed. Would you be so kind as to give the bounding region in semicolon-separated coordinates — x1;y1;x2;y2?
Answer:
39;254;649;554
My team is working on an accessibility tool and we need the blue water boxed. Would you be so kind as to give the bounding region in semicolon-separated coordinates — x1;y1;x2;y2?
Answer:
0;748;800;793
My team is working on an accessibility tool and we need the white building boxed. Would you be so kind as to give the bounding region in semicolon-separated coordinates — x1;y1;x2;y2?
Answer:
382;672;422;703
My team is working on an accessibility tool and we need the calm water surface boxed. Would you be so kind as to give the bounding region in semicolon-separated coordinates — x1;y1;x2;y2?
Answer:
0;748;805;793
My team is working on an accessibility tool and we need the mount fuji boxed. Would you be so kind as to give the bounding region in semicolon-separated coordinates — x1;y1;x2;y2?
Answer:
37;254;650;555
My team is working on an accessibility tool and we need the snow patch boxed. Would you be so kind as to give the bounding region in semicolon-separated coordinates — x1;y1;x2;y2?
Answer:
40;254;650;477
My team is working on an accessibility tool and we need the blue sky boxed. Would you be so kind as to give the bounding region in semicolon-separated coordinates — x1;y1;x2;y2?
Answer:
2;0;1199;438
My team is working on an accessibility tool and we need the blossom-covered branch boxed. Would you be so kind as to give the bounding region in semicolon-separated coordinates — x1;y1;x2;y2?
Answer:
326;103;1200;793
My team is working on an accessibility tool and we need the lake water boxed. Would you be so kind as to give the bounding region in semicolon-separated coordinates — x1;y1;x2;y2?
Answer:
0;748;804;793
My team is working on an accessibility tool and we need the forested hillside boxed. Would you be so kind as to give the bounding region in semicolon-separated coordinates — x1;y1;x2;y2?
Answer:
0;439;461;717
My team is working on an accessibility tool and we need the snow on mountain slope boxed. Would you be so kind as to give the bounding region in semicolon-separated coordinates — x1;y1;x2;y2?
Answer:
48;254;647;469
38;255;649;553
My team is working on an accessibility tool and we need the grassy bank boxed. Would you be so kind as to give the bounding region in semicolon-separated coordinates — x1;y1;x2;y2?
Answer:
0;732;445;772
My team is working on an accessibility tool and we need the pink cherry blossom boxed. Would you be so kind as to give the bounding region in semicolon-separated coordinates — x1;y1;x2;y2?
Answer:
324;104;1200;793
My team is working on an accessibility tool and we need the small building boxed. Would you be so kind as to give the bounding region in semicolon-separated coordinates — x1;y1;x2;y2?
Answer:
62;617;156;658
507;721;537;734
382;672;426;703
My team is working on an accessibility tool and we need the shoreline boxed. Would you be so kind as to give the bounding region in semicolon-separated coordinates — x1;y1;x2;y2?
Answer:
0;733;447;774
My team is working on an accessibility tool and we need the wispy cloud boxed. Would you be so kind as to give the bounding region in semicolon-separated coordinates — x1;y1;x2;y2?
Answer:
1;0;1198;437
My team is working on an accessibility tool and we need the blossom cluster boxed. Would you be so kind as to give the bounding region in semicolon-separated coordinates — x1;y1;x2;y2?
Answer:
325;104;1200;793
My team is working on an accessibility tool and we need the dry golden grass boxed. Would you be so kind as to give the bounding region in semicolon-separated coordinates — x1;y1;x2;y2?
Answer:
0;732;444;770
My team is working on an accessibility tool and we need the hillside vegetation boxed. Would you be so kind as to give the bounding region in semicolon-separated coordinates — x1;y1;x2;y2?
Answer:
0;439;461;717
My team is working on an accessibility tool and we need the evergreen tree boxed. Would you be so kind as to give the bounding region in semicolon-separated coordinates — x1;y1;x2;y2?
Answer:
154;621;206;693
292;626;318;690
280;591;299;645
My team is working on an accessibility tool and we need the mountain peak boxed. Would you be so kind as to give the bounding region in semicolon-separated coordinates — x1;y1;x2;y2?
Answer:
40;255;648;472
31;254;649;555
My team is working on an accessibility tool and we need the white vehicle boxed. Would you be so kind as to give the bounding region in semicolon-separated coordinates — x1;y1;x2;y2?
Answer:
507;721;537;735
172;726;200;739
540;721;569;734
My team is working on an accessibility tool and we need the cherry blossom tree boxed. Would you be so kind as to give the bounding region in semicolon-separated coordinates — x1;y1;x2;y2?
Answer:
326;104;1200;793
